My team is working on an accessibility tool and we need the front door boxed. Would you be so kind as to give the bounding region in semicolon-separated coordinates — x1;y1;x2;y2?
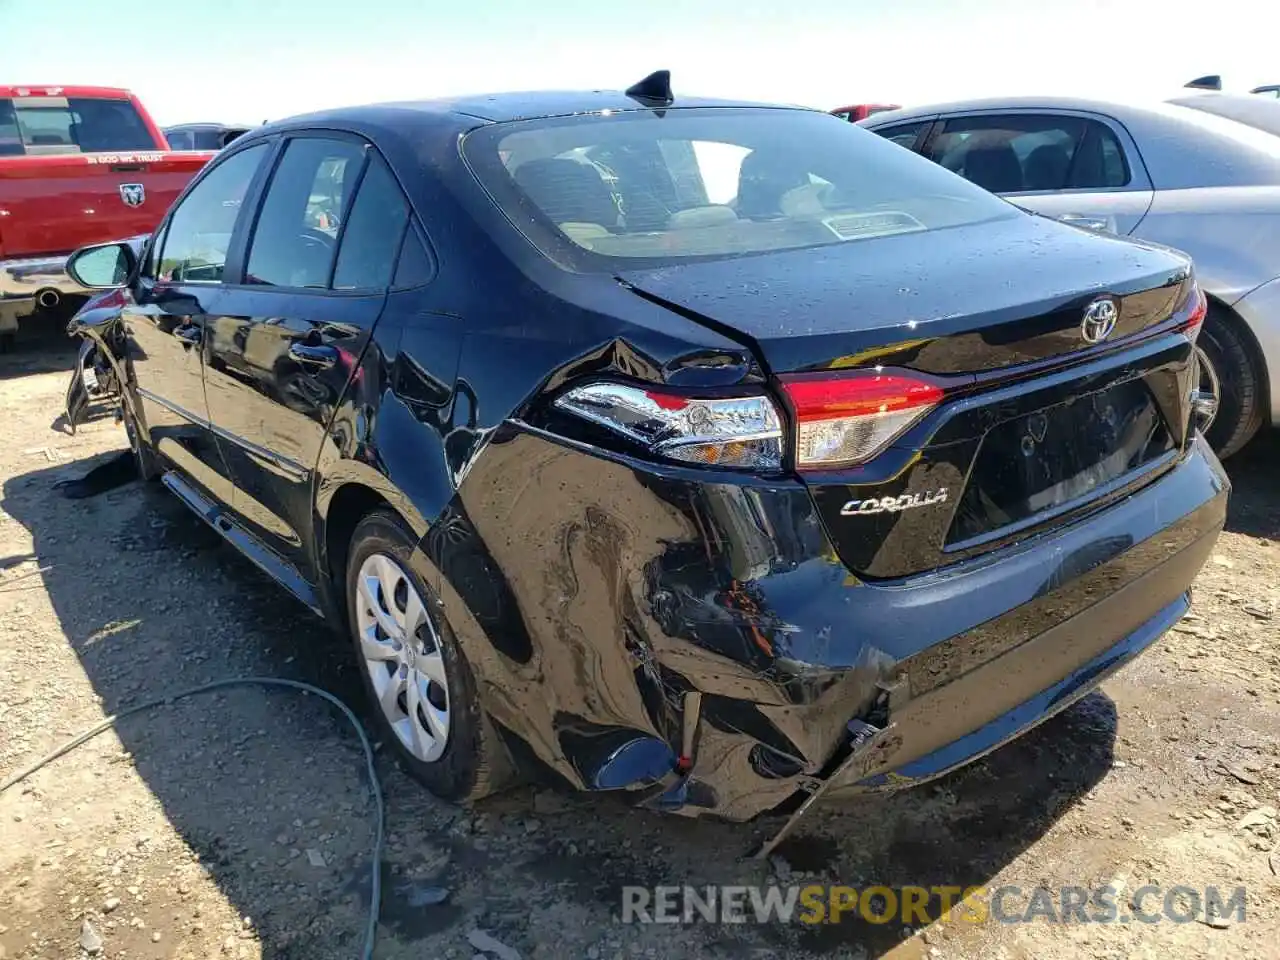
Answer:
123;142;270;505
203;135;411;575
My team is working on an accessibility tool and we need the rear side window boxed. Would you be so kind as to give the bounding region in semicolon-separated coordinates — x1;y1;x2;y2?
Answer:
244;137;365;288
166;129;194;150
0;96;154;154
332;156;411;290
926;114;1130;192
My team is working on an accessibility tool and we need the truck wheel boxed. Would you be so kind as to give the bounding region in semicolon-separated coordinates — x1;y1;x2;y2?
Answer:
1198;306;1265;460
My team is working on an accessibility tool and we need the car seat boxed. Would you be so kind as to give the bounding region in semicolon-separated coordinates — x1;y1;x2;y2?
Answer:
513;158;620;231
962;143;1024;193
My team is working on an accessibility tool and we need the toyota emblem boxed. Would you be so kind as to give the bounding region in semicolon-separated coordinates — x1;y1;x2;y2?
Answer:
1081;298;1119;343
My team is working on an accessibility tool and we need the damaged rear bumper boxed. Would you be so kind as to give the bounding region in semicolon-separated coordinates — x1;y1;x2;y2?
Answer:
433;426;1228;822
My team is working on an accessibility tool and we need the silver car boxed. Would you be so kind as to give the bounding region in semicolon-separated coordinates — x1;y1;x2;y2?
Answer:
862;96;1280;458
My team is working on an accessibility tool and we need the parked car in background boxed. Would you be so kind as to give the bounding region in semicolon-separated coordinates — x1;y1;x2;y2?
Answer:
1169;91;1280;137
163;123;253;151
831;103;900;122
863;96;1280;458
0;85;214;347
60;78;1225;822
1252;86;1280;98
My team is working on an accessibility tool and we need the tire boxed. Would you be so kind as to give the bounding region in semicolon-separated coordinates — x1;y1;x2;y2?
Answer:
1198;306;1266;460
344;508;510;801
123;399;161;481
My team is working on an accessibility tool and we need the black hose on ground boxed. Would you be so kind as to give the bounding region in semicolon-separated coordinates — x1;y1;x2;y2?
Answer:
0;677;385;960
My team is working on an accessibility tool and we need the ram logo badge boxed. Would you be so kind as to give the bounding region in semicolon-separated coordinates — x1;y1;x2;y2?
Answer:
841;489;949;516
118;183;146;208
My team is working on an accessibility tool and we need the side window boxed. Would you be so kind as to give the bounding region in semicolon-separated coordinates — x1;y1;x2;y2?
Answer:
332;155;410;290
167;130;193;150
871;121;931;151
393;227;433;289
926;114;1129;194
245;137;365;288
832;111;852;122
157;143;268;283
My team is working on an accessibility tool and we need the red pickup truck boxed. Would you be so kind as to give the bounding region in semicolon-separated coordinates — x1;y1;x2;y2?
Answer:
831;103;901;122
1;85;213;346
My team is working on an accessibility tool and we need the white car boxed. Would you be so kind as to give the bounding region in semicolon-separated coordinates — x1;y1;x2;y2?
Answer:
863;96;1280;458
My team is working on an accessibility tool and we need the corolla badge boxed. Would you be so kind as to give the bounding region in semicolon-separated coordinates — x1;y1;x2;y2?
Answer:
1081;297;1119;344
118;183;146;208
840;488;949;516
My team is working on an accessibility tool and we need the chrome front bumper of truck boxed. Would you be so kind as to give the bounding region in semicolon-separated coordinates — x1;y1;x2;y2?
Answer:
0;253;87;333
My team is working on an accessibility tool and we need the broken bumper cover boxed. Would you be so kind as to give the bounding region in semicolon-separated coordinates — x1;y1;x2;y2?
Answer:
437;426;1228;822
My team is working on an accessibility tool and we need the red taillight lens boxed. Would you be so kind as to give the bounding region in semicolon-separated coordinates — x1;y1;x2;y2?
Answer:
1179;282;1207;337
780;371;944;469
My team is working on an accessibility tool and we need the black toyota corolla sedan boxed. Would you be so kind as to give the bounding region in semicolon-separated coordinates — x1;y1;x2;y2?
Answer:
63;73;1227;824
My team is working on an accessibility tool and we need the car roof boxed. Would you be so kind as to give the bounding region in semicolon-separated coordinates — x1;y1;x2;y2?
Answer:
1168;92;1280;137
859;94;1177;125
251;89;808;136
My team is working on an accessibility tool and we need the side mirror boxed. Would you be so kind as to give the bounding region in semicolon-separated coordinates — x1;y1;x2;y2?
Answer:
66;242;137;290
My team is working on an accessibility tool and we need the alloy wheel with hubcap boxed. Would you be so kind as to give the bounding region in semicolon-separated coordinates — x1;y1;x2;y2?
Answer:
344;508;512;801
355;553;452;763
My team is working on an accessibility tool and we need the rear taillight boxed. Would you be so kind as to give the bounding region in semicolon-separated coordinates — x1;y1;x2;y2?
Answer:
1179;281;1207;338
780;370;943;469
553;382;784;470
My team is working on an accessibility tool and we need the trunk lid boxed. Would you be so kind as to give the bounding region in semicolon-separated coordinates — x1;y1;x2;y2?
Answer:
617;213;1189;376
0;151;212;258
620;213;1200;580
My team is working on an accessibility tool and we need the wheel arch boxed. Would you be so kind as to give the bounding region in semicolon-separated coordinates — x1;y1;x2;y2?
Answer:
314;459;441;624
1204;292;1271;418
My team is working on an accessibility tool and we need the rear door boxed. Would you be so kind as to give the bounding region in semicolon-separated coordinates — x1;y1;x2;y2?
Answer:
918;111;1155;235
203;134;410;574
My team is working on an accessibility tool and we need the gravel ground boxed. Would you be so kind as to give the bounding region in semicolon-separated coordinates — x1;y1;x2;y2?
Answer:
1;331;1278;960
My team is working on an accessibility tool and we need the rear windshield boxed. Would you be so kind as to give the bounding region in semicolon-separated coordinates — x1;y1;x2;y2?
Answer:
463;107;1016;268
0;95;155;156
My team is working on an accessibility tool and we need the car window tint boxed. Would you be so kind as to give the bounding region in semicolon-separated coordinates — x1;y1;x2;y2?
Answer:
927;114;1129;193
872;121;931;150
393;226;433;289
166;130;193;150
245;137;365;288
332;155;411;290
157;143;267;283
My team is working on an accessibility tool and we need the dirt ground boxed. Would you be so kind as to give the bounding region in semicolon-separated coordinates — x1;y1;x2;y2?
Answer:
1;329;1278;960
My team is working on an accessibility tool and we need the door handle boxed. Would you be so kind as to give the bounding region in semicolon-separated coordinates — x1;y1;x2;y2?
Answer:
1058;213;1115;233
288;342;338;370
172;324;202;346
